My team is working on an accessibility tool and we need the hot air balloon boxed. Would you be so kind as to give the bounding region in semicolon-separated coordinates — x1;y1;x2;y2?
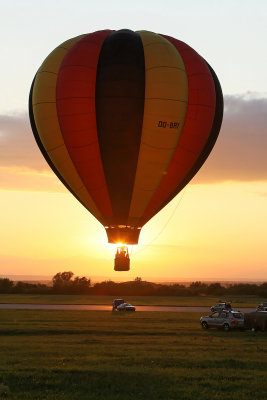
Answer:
29;29;223;271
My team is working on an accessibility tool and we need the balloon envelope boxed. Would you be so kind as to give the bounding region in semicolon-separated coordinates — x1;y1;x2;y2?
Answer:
29;29;223;245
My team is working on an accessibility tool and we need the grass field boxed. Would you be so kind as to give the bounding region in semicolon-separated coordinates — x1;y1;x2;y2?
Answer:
0;310;266;399
0;294;264;307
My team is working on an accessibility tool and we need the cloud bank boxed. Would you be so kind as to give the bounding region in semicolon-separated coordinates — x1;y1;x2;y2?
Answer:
0;114;46;170
0;94;267;191
0;114;62;191
195;94;267;183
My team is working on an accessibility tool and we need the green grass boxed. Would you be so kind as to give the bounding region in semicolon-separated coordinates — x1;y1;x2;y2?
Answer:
0;294;264;307
0;310;266;399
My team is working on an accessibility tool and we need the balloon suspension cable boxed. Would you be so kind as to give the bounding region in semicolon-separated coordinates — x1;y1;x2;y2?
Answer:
131;187;188;257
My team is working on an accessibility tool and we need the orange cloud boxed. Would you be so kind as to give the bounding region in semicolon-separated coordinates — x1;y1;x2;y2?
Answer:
195;94;267;183
0;114;46;170
0;113;64;191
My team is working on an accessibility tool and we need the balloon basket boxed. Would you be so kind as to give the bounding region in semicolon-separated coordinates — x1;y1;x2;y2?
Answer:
114;246;130;271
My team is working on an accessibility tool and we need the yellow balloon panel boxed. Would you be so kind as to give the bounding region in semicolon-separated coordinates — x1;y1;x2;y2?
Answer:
146;68;187;100
129;31;188;221
31;36;102;221
33;73;57;103
32;104;64;151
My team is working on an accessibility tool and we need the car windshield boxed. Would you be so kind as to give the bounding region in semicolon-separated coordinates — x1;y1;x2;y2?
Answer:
211;312;220;318
232;313;243;319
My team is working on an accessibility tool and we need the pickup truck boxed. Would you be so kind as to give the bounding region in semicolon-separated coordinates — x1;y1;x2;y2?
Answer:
244;311;267;331
112;299;125;311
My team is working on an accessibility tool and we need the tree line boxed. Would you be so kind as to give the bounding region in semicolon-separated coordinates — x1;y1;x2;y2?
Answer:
0;272;267;297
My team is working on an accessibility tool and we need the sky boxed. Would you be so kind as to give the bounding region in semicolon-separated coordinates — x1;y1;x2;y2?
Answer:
0;0;267;282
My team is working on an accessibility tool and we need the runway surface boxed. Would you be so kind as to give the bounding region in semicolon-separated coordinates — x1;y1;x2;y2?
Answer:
0;304;255;313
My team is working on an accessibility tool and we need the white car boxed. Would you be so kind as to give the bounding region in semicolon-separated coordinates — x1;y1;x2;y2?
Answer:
210;302;231;312
257;302;267;311
117;303;135;312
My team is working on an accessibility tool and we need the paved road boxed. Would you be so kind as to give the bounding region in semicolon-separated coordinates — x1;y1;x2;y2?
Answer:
0;304;255;313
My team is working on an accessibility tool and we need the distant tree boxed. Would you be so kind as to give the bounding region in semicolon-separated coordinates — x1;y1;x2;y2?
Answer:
12;281;49;294
72;276;91;294
92;280;117;296
53;271;74;285
52;271;74;293
52;272;92;294
206;282;224;295
258;282;267;297
0;278;14;293
189;281;208;295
